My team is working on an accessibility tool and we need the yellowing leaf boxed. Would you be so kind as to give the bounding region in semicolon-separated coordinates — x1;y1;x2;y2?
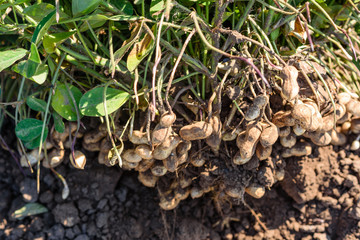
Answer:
287;17;307;44
126;32;154;72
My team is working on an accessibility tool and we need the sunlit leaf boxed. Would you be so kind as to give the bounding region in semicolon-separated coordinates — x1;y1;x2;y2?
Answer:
23;3;55;23
111;23;141;76
79;87;129;117
43;31;75;53
72;0;101;17
150;0;164;17
29;43;41;63
31;10;56;44
0;48;27;72
127;32;154;72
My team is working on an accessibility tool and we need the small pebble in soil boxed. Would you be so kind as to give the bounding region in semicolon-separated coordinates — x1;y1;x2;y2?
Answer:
74;234;90;240
65;228;75;239
344;175;358;188
96;198;108;210
43;174;55;187
77;198;93;213
52;203;80;227
30;217;44;232
115;187;128;203
349;198;360;220
39;190;53;204
86;221;97;237
19;178;38;202
96;212;109;228
47;224;65;240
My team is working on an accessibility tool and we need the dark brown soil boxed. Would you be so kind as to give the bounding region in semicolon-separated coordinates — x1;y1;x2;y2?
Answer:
1;128;360;239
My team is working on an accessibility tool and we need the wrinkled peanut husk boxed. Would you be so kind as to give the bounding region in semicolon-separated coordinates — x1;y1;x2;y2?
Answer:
179;121;213;141
281;65;299;101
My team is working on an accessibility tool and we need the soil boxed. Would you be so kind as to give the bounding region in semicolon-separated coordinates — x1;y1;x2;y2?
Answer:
1;121;360;240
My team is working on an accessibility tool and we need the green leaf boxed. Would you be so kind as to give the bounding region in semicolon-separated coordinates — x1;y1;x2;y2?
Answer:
0;48;27;72
11;203;48;220
12;61;48;83
72;0;101;17
30;64;48;84
127;32;154;72
23;3;55;23
43;31;75;53
52;112;65;133
23;129;48;149
111;23;141;75
150;0;164;17
31;10;56;44
79;87;129;117
79;14;107;32
26;96;47;112
270;28;280;41
15;118;45;142
15;0;31;4
29;42;41;63
51;83;82;121
110;0;133;15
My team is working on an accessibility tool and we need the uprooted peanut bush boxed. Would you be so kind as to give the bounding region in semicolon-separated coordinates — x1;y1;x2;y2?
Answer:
2;0;360;212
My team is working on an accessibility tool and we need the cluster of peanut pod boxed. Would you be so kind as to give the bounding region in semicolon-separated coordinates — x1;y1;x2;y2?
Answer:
20;60;360;210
